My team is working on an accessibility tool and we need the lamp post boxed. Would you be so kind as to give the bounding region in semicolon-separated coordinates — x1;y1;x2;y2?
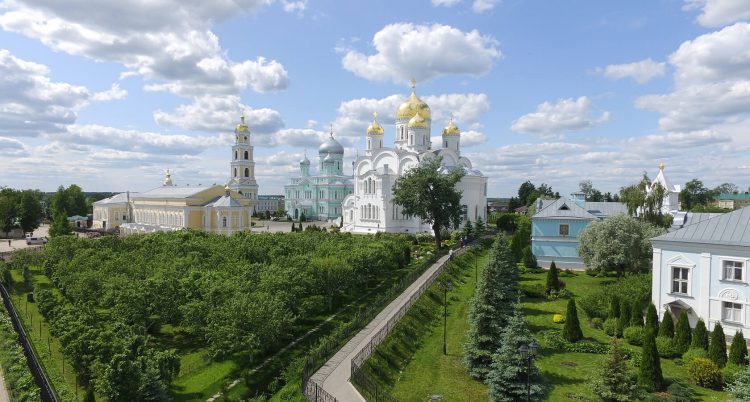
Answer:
517;341;538;402
438;279;453;355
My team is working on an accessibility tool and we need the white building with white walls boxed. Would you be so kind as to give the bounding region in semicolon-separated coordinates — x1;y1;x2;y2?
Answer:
341;82;487;234
648;163;681;215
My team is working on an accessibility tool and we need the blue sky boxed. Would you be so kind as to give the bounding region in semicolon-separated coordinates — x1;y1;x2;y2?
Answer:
1;0;749;197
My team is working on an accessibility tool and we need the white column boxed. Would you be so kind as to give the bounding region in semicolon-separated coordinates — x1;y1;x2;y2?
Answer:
652;247;662;311
700;252;712;323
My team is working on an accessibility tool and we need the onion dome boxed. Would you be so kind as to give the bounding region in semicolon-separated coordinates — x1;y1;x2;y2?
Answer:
319;125;344;154
323;153;334;163
408;113;428;129
396;79;431;121
367;112;384;135
235;115;250;133
442;115;460;136
300;150;310;165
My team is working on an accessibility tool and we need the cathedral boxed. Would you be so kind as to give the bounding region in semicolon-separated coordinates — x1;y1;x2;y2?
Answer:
284;127;354;221
95;117;258;235
342;82;488;234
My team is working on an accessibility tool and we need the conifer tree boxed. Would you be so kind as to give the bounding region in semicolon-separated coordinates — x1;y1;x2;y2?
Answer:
673;310;692;354
464;235;520;380
590;339;639;401
691;319;709;350
545;261;559;294
83;386;96;402
630;303;643;327
617;300;631;337
729;330;748;366
486;310;544;402
563;298;583;342
658;311;674;338
608;295;620;320
645;303;659;334
708;322;727;368
639;328;664;391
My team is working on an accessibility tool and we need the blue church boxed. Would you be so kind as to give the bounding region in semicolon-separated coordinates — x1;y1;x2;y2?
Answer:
531;192;627;269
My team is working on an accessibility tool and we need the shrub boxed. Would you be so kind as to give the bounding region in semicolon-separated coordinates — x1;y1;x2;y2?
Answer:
691;319;708;350
522;245;537;268
520;283;546;299
709;323;727;368
590;317;603;330
724;363;744;385
727;364;750;400
623;326;645;346
639;328;664;391
658;311;674;338
642;382;697;402
589;339;640;402
728;330;748;366
645;303;659;335
673;310;692;355
563;298;583;343
681;347;708;363
603;318;617;337
546;261;559;294
630;303;644;327
656;336;679;358
687;357;723;389
553;314;565;324
577;275;651;321
608;295;620;320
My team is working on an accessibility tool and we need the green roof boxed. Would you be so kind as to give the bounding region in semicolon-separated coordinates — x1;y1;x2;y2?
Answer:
717;193;750;200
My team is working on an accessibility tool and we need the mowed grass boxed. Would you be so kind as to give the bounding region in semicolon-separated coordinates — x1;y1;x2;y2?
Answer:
360;249;489;402
520;270;728;401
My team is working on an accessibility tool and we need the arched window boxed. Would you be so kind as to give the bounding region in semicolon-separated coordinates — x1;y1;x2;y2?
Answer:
235;151;238;160
234;168;237;177
244;150;249;160
244;168;249;177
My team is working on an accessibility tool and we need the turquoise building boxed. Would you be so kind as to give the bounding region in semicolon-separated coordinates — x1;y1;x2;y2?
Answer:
284;131;354;221
531;192;627;269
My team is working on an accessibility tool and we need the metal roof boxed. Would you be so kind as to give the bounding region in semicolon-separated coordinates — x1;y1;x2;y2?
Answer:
533;197;626;219
135;185;213;199
652;207;750;247
93;192;136;205
204;195;243;208
716;192;750;200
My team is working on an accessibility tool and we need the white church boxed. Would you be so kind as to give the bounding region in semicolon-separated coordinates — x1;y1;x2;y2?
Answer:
342;82;487;234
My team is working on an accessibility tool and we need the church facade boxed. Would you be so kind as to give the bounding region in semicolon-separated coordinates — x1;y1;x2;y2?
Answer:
96;116;258;235
341;83;487;234
284;129;354;221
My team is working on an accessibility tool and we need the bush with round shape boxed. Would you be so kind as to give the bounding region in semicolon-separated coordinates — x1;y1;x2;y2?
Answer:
691;319;709;351
709;322;728;368
682;347;708;363
728;330;748;366
553;314;565;324
687;357;723;389
656;335;679;358
727;364;750;401
603;318;617;337
658;311;674;338
623;326;645;346
724;362;744;385
673;310;692;355
590;317;603;330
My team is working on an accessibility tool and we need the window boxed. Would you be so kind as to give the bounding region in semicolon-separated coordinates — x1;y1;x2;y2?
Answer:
723;260;744;281
723;301;742;322
244;168;249;177
244;150;249;160
559;204;569;211
671;267;689;294
222;216;227;228
559;224;569;236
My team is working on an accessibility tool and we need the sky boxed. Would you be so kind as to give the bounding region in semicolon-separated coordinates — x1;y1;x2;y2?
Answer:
1;0;750;197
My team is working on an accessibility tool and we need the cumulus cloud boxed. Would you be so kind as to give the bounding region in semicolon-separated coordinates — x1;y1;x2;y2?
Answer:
153;95;285;134
599;58;666;84
511;96;610;136
0;0;289;97
432;0;462;6
472;0;500;13
684;0;750;27
341;23;500;83
92;83;128;101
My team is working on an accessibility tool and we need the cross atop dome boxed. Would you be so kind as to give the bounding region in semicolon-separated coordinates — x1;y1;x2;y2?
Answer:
411;78;416;91
659;162;665;171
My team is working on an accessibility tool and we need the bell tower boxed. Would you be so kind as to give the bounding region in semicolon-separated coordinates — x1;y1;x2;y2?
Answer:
229;115;259;201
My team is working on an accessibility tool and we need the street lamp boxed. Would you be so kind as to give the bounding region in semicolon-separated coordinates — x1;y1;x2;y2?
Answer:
438;279;453;355
517;341;539;402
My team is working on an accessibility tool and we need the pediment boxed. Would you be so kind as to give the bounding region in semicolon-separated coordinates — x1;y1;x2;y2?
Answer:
666;255;696;268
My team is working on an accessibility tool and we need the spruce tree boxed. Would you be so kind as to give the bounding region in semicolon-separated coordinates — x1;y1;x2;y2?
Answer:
608;295;620;320
708;322;727;368
673;310;692;354
563;298;583;342
464;236;520;380
645;303;659;335
545;261;559;294
658;311;674;338
639;327;664;391
630;303;643;327
729;330;748;366
691;319;709;350
486;310;544;402
590;339;639;401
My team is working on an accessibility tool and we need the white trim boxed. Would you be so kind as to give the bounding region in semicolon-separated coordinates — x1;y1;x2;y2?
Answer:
718;256;748;283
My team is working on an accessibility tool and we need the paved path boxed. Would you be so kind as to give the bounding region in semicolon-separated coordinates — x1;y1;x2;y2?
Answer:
311;253;453;401
0;366;10;402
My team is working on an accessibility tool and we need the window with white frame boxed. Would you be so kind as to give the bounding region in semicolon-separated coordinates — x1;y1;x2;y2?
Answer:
723;260;744;282
671;266;690;294
723;301;742;322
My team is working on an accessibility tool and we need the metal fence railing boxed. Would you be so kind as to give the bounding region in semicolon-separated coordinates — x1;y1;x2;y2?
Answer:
0;282;59;402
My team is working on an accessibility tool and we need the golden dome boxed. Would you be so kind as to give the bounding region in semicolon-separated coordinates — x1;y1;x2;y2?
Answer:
235;115;249;133
396;80;431;121
367;112;384;135
442;115;460;136
408;113;428;128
